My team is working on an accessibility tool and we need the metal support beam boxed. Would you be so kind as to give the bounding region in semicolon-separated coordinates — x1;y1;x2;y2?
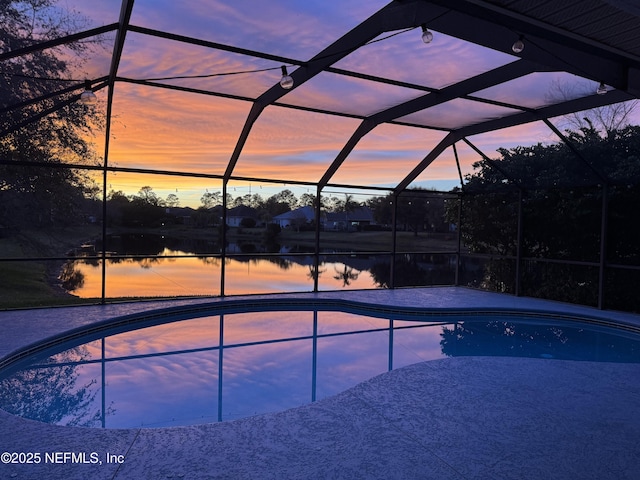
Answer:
452;143;465;191
221;181;228;296
127;25;302;67
99;0;135;304
0;93;83;139
390;193;399;289
515;188;524;297
598;184;609;309
370;60;539;125
108;0;135;85
0;78;105;115
395;132;458;193
457;89;634;139
320;60;539;188
100;81;116;305
462;138;523;188
225;0;419;180
224;103;265;180
394;89;634;197
314;186;322;292
425;0;638;91
542;119;608;184
0;24;118;62
455;193;462;286
0;81;110;140
319;120;377;188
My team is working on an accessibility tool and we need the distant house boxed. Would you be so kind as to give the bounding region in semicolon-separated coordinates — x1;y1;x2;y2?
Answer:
325;206;375;231
272;205;316;229
226;205;259;227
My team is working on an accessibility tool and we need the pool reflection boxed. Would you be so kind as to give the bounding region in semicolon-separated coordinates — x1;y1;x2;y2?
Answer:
222;311;313;345
222;340;312;422
0;353;104;427
1;312;639;429
316;331;390;400
104;316;220;358
106;352;218;428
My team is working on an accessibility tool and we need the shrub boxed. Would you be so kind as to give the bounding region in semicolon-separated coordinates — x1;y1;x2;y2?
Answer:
264;223;281;240
240;217;256;228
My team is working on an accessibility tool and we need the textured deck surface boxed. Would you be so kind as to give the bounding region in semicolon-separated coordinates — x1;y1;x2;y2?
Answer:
1;288;639;479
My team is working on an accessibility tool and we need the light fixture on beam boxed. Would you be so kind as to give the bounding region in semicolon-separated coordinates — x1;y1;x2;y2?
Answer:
280;66;294;90
596;82;608;95
80;80;97;105
421;24;433;44
512;36;525;53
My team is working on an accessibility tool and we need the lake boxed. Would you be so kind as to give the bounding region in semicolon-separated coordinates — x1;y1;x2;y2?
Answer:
60;233;456;298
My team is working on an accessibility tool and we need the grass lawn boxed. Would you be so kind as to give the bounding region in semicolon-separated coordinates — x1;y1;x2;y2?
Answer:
0;226;101;309
279;229;458;252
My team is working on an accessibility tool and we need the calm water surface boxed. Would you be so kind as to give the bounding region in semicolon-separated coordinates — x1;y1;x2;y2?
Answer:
59;233;456;297
66;252;382;297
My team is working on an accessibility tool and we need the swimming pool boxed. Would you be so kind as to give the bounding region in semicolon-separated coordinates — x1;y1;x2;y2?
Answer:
1;299;639;429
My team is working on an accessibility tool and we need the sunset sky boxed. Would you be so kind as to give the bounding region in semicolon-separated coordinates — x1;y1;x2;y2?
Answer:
62;0;637;207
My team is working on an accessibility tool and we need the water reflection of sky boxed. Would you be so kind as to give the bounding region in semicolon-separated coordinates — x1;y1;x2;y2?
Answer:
223;311;313;345
1;310;638;429
316;331;389;400
0;310;446;428
105;316;221;358
66;252;381;298
106;352;219;427
73;251;222;298
222;340;312;422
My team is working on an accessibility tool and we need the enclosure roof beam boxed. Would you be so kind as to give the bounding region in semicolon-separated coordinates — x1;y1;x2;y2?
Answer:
457;89;635;139
461;138;523;189
424;0;640;92
395;132;460;193
0;22;118;141
542;119;609;184
223;0;448;181
0;80;103;115
370;60;540;124
318;59;540;188
394;88;633;193
0;24;118;62
0;79;109;139
108;0;135;86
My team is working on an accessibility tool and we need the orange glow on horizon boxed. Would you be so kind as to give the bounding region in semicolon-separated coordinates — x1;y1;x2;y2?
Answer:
84;21;586;203
67;255;382;300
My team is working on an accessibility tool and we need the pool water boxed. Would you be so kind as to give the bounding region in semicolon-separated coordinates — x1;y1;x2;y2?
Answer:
1;307;638;429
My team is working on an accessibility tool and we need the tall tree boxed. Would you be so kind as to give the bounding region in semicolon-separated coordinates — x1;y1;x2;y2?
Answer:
546;79;638;138
136;186;162;206
201;191;221;209
298;193;317;208
342;193;359;229
1;1;102;228
273;189;298;210
457;125;640;310
165;193;180;208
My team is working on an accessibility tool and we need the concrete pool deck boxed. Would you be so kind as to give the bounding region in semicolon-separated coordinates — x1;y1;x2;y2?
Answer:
1;287;639;479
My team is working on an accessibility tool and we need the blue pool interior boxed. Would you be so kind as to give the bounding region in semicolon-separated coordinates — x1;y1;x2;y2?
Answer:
1;288;640;479
2;298;639;429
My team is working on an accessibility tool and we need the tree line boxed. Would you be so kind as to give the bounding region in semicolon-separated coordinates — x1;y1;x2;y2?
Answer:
454;123;640;311
100;185;452;233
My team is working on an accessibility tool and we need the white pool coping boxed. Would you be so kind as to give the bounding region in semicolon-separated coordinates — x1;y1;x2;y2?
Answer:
1;287;640;479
